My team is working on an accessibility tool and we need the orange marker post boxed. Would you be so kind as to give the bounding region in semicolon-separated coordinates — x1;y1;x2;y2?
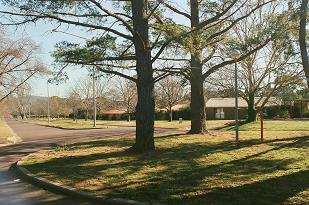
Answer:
260;112;264;143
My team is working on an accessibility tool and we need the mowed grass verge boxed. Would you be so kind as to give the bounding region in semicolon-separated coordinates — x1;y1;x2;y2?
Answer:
237;120;309;131
0;117;14;144
21;129;309;205
24;118;233;130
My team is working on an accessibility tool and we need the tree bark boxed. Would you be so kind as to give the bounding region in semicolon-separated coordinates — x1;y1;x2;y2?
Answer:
246;94;256;122
130;0;155;153
85;109;88;121
169;105;173;122
127;102;131;122
189;0;207;134
127;112;131;122
190;64;207;133
73;108;76;121
299;0;309;88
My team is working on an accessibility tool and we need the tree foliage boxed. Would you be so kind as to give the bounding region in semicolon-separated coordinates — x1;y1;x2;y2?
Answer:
0;30;46;102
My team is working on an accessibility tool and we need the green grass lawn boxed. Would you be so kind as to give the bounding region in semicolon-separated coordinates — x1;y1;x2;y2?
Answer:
21;129;309;205
24;118;309;132
237;120;309;131
0;117;14;144
24;118;233;130
101;119;233;130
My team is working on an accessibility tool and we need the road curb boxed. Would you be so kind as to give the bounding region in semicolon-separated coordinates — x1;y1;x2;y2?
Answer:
17;119;185;131
18;120;109;130
11;161;165;205
40;124;108;130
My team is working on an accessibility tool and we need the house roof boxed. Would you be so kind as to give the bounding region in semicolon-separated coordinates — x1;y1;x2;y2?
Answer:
206;97;282;108
102;109;127;115
159;103;189;112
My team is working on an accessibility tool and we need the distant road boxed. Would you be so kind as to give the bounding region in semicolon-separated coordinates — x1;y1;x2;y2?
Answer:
0;119;177;205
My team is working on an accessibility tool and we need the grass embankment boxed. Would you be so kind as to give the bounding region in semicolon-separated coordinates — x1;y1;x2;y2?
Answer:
22;124;309;205
24;118;233;130
0;118;14;144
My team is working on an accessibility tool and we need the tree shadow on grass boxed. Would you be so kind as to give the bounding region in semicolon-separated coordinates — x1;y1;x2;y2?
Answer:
22;135;309;205
110;136;307;204
181;169;309;205
64;138;133;150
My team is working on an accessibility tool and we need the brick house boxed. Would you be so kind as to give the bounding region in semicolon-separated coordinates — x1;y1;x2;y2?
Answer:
205;97;282;120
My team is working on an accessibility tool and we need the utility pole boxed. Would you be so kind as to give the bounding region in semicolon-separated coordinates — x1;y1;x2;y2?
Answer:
93;66;97;127
231;50;241;146
234;59;239;145
260;112;264;143
51;29;91;125
47;80;50;123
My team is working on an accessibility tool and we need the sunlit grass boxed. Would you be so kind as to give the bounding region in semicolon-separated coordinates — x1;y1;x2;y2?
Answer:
25;118;309;133
24;118;233;130
0;117;14;144
237;120;309;131
22;129;309;205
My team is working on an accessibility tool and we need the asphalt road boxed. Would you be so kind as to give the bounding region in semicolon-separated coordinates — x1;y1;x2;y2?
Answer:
0;119;176;205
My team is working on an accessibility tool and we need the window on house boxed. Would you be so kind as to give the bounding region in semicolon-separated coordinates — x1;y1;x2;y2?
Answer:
215;108;225;119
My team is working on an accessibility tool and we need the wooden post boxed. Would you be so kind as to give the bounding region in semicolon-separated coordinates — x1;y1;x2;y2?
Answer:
260;112;264;143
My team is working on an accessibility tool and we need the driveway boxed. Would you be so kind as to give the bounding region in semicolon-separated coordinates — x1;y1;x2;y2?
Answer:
0;119;176;205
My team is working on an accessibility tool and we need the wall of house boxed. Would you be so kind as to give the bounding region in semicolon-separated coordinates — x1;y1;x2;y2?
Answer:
206;107;247;120
206;108;216;120
223;108;247;120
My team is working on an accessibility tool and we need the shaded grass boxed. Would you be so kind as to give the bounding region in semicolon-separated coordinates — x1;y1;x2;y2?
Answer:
22;130;309;205
0;118;14;144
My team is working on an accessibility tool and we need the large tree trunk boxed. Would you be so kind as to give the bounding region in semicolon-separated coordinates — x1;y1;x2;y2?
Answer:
189;0;207;134
190;63;207;133
300;0;309;88
127;112;131;122
130;0;155;153
169;105;173;122
246;94;256;122
85;109;88;121
127;102;131;122
73;108;76;121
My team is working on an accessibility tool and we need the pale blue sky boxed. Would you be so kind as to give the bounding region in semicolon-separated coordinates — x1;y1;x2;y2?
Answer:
1;2;189;97
8;23;89;97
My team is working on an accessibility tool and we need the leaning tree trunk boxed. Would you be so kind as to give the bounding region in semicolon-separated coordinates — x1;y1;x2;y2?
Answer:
246;94;256;122
299;0;309;88
130;0;155;153
189;0;207;134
